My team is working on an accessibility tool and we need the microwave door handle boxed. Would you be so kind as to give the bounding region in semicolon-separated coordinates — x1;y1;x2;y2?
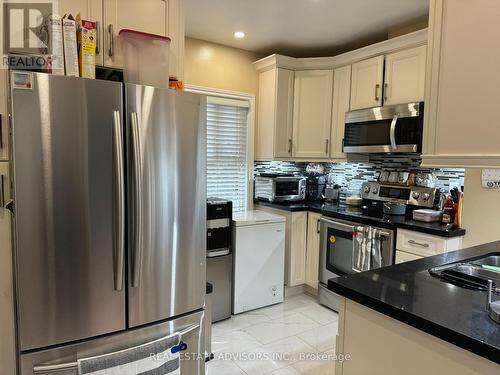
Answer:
390;113;399;150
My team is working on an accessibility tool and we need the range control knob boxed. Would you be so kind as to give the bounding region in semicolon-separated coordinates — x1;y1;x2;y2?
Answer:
422;193;430;201
412;192;420;200
372;187;379;194
364;186;371;194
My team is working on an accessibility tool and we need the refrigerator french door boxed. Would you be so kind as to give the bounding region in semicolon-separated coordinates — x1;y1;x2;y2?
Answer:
9;72;207;374
11;72;126;351
125;83;206;327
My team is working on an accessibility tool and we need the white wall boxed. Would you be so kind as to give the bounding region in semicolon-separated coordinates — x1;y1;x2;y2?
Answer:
462;168;500;247
184;37;262;95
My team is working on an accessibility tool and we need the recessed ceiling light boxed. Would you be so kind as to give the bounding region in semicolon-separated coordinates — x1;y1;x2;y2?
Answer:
233;31;245;39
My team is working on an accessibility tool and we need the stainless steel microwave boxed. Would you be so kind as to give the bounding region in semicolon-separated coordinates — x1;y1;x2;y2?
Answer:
254;175;306;202
343;102;424;154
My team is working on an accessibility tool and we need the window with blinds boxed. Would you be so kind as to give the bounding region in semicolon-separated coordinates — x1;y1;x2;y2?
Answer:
206;97;250;212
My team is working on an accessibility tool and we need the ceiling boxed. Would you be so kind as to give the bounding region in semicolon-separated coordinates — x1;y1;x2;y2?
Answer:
185;0;429;57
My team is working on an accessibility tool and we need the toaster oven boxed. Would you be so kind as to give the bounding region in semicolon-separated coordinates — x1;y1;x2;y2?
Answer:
254;175;306;202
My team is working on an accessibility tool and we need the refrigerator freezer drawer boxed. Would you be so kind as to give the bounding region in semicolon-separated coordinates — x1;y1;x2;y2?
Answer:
21;310;204;375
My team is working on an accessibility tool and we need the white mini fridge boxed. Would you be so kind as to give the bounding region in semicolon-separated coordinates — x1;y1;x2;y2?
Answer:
232;210;286;314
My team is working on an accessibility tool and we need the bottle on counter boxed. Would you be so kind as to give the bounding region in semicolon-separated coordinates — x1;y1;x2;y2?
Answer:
442;194;456;224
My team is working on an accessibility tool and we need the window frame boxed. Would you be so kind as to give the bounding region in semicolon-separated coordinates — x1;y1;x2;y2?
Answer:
185;84;255;211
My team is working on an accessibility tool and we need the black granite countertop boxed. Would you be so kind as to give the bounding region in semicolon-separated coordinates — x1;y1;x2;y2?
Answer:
254;200;466;238
328;242;500;364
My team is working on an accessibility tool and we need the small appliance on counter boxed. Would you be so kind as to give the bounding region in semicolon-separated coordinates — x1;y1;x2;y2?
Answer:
305;173;327;201
254;173;306;202
206;198;233;322
324;184;340;202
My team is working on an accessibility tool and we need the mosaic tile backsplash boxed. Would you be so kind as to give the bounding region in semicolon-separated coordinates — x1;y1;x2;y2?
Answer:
254;154;465;197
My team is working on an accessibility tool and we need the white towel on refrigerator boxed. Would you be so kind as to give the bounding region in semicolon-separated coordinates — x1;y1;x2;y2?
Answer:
78;332;181;375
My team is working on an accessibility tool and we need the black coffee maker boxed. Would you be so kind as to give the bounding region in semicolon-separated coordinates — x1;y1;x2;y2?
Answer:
305;174;327;201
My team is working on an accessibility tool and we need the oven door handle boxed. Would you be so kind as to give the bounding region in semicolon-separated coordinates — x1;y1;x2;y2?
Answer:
320;217;392;239
320;217;356;234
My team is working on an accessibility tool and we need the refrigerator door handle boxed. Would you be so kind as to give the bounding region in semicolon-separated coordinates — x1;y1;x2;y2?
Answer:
112;110;125;291
130;111;143;288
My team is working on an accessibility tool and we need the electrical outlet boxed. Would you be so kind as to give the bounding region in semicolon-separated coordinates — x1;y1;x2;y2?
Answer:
481;169;500;189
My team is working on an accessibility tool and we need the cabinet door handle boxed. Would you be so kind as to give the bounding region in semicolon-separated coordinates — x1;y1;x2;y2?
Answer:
384;82;388;102
108;24;114;57
0;114;3;150
95;21;100;55
316;219;320;234
325;139;329;155
0;174;5;208
374;84;380;101
408;239;429;248
288;139;292;154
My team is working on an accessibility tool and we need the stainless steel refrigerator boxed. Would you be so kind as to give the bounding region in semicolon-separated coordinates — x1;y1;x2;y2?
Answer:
7;71;206;374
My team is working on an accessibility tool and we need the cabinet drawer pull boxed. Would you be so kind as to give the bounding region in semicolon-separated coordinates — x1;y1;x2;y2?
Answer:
288;138;292;154
108;24;114;57
374;84;380;101
384;82;388;101
325;139;329;155
408;239;429;248
316;219;320;234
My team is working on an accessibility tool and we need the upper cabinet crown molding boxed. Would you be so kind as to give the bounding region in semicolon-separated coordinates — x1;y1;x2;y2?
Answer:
253;29;428;72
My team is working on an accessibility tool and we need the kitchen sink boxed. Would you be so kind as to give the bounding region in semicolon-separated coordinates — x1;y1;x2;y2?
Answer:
429;253;500;293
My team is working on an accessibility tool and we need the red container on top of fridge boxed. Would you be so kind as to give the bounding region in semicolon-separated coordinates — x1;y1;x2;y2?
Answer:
119;29;171;87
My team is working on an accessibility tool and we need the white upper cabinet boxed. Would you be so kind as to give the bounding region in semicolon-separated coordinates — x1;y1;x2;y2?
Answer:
292;70;333;159
255;68;294;160
103;0;167;69
350;55;384;110
274;69;295;158
56;0;104;66
384;45;427;105
423;0;500;167
330;65;351;159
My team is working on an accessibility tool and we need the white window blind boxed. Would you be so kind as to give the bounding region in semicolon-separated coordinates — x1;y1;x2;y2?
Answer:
206;97;250;212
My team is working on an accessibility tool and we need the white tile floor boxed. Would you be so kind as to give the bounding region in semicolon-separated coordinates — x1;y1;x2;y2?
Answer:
206;293;338;375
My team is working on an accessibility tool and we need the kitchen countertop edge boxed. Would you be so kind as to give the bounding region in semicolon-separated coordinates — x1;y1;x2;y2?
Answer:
254;200;466;238
328;280;500;365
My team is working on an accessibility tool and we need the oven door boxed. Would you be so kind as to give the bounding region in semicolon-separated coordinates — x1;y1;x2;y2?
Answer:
319;217;396;284
319;217;356;283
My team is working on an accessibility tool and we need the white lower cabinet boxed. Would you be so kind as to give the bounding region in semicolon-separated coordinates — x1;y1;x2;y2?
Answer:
255;205;308;287
395;250;422;264
395;229;464;263
305;212;321;290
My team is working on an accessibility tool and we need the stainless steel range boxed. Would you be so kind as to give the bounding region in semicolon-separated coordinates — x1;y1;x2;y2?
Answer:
318;181;438;311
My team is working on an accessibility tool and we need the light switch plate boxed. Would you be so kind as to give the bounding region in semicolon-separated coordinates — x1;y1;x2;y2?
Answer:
482;169;500;189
